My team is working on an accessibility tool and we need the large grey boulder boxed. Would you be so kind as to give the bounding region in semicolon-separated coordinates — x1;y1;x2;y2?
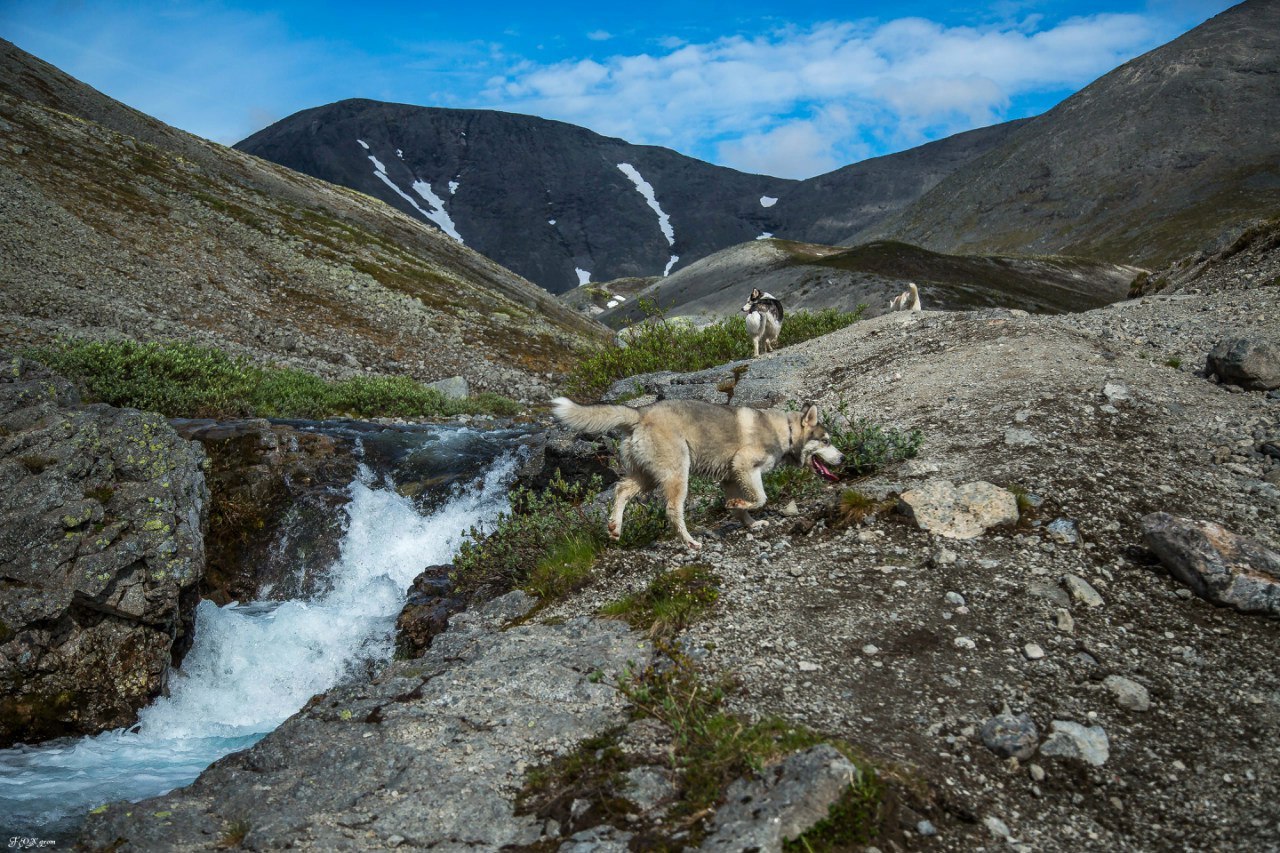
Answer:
1207;337;1280;391
1141;512;1280;617
0;356;207;746
80;592;650;850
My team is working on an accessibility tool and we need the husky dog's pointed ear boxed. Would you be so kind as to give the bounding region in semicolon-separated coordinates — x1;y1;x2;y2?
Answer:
802;403;819;427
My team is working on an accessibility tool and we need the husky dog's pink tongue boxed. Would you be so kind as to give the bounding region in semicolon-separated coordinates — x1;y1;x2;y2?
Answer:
811;456;840;482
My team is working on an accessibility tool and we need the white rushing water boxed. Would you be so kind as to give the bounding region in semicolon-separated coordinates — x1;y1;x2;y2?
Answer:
0;453;520;837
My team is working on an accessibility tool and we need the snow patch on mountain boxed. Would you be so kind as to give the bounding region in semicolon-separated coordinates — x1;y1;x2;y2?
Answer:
664;255;679;277
756;233;773;240
760;196;778;208
410;180;463;243
617;163;674;247
576;268;591;285
448;181;459;195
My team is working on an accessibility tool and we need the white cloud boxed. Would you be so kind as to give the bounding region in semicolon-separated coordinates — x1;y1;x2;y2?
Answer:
587;30;613;41
481;12;1181;177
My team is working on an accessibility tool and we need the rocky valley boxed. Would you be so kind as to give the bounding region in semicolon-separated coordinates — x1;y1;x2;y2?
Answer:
0;2;1278;851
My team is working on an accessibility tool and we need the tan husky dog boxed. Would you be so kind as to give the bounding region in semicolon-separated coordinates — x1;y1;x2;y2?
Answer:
551;398;843;549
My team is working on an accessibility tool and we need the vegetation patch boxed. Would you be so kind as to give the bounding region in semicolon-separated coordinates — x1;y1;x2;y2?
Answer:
599;565;720;639
26;338;517;419
565;302;865;400
452;473;606;598
782;773;884;852
525;532;602;601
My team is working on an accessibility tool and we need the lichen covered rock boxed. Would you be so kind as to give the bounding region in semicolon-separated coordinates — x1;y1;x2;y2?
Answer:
0;356;207;746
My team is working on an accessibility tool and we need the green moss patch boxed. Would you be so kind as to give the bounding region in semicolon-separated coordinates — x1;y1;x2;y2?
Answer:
599;565;720;639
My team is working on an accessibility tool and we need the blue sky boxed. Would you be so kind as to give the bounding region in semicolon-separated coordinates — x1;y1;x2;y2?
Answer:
1;0;1236;178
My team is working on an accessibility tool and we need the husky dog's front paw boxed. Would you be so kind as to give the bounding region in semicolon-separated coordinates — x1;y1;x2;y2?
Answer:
725;498;752;509
608;521;621;540
683;537;703;550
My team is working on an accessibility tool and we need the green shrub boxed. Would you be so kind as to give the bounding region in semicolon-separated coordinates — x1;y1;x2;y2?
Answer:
25;338;517;419
525;532;602;601
820;400;923;476
452;472;606;597
565;302;865;400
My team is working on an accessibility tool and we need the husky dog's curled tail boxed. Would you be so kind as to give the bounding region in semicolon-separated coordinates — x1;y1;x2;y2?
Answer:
551;397;642;434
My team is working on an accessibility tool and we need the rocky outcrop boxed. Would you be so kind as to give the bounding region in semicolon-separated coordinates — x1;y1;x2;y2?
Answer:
80;592;651;850
171;419;358;604
393;564;465;659
1141;512;1280;616
0;357;207;746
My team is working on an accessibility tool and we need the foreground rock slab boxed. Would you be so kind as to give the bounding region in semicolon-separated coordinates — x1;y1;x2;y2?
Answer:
80;592;650;850
1141;512;1280;617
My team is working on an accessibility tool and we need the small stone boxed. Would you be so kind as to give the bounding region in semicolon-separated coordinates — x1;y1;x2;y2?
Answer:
386;835;405;848
984;816;1011;839
1062;574;1104;608
933;546;958;566
1039;720;1109;766
954;636;976;650
1046;518;1079;546
916;819;937;837
1028;763;1046;782
1004;428;1037;447
945;591;966;606
798;661;821;672
780;500;800;517
1054;608;1074;633
861;644;879;656
1102;381;1130;404
1023;643;1046;661
1103;675;1151;712
980;712;1038;760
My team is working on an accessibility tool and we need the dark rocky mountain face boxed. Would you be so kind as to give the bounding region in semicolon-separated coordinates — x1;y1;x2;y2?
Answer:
235;102;1018;294
872;0;1280;267
238;1;1277;292
0;40;608;399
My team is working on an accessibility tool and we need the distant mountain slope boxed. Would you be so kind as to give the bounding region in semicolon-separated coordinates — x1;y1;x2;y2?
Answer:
872;0;1280;267
591;238;1138;328
235;102;1018;294
0;40;608;399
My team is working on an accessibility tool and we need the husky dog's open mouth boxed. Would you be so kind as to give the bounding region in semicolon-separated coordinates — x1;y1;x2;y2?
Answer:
811;455;840;482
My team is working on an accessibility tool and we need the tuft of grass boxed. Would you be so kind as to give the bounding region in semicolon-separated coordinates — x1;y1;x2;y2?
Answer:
618;644;882;834
565;302;864;400
1165;356;1183;369
837;489;895;526
18;454;57;475
25;338;517;419
600;565;720;639
525;532;602;600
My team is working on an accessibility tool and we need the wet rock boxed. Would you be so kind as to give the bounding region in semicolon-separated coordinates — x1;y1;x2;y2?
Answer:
699;744;864;851
172;418;358;604
0;356;208;746
1103;675;1151;712
394;565;466;659
80;593;649;850
1207;337;1280;390
897;480;1019;539
1141;512;1280;616
980;712;1039;760
1039;721;1109;766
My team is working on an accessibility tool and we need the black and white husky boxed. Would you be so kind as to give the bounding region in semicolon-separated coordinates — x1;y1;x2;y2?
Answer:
742;288;784;357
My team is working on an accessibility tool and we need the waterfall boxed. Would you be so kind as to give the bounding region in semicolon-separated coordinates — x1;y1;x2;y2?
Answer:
0;435;523;839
